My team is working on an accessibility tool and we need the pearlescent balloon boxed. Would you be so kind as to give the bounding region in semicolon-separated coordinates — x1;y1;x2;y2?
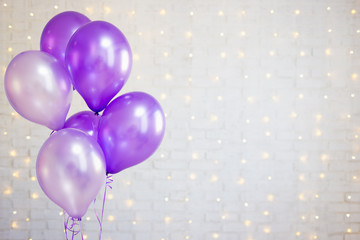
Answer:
36;128;106;218
4;51;72;130
66;21;132;112
98;92;165;174
40;11;90;67
63;111;100;140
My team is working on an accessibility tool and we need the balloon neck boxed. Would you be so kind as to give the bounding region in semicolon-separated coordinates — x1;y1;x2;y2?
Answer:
95;112;99;116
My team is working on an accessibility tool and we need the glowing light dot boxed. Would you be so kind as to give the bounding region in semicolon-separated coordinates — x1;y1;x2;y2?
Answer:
323;95;328;99
352;156;356;160
238;51;245;58
218;11;224;16
8;25;12;29
346;213;351;218
187;136;193;141
347;195;352;200
31;193;39;199
263;116;270;122
263;211;269;216
298;194;305;201
86;217;90;221
350;50;354;55
9;150;16;157
267;194;274;201
160;93;167;100
328;29;332;33
240;31;246;37
163;52;168;57
300;51;305;56
185;31;192;38
164;73;172;80
189;173;197;180
216;198;221;202
108;215;114;221
217;139;222;144
244;202;248;207
352;73;358;80
13;211;17;215
262;152;269;159
351;93;355;97
301;216;306;220
212;233;219;239
347;114;351;118
325;48;332;56
164;216;171;223
83;235;88;240
293;32;299;38
125;199;134;207
242;139;247;143
27;36;31;40
185;197;189;202
189;11;194;16
266;73;271;78
244;220;251;227
296;232;301;236
29;12;34;17
54;5;58;9
107;194;114;200
273;32;278;37
12;171;19;178
269;50;275;56
315;215;319;220
132;221;136;225
188;219;192;224
210;115;218;122
26;136;31;140
31;176;36;181
270;9;274;14
265;131;271;136
268;176;272;180
189;53;193;58
4;131;7;135
315;194;319;198
351;9;357;15
220;32;224;37
294;10;300;15
164;197;169;202
319;173;325;179
347;228;352;233
8;47;13;52
160;9;166;15
220;52;226;58
298;174;305;181
299;74;304;78
185;236;190;240
327;6;331;11
315;129;322;137
160;30;164;35
4;3;8;7
264;227;271;234
241;159;247;164
237;178;245;185
11;221;18;229
290;112;298;118
217;96;223;101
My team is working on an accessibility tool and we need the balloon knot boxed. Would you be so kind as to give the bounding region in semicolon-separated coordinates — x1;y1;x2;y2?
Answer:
95;112;99;116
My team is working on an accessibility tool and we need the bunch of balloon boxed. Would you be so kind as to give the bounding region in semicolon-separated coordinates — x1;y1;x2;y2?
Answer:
4;11;165;239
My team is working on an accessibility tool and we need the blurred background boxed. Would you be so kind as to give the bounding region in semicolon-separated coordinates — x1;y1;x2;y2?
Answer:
1;0;360;239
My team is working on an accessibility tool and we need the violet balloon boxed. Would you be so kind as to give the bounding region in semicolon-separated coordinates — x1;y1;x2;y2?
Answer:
36;128;106;218
4;51;72;130
98;92;165;174
40;11;90;67
66;21;132;113
64;111;100;140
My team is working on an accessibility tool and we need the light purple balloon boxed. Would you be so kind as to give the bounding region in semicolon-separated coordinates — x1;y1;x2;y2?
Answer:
36;128;106;218
40;11;90;67
63;111;100;140
66;21;132;113
4;51;72;130
98;92;165;174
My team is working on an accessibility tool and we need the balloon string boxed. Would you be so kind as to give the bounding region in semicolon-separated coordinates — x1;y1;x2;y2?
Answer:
94;174;113;240
63;211;82;240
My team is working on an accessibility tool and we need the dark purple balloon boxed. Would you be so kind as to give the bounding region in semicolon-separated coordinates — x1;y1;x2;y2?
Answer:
98;92;165;174
63;111;100;140
66;21;132;113
40;11;90;67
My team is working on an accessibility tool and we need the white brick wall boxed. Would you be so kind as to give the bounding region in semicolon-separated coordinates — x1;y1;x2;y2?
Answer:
1;0;360;239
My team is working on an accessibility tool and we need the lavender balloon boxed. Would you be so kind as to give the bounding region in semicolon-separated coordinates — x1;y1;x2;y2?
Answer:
36;128;106;218
40;11;90;67
4;51;72;130
98;92;165;174
66;21;132;113
64;111;100;140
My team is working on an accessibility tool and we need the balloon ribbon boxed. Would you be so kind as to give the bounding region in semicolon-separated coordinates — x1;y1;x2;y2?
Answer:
63;210;83;240
94;174;113;240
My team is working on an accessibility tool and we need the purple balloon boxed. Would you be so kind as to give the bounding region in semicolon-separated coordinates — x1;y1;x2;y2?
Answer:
4;51;72;130
40;11;90;67
98;92;165;174
64;111;100;140
66;21;132;113
36;128;106;218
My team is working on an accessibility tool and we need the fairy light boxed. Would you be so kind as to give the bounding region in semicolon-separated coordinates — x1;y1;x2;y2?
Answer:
31;193;39;199
263;211;270;216
11;221;18;229
107;194;114;200
294;10;300;15
237;178;245;185
216;197;221;202
188;219;192;224
267;194;274;202
212;233;219;239
8;47;13;52
293;32;299;38
29;12;34;17
351;9;357;15
3;3;7;7
270;9;274;14
54;5;58;9
218;11;224;16
189;173;197;180
185;31;192;38
9;150;16;157
244;220;251;227
264;227;271;234
210;115;218;122
325;48;332;56
164;216;171;223
189;11;194;16
273;32;278;37
132;221;137;225
238;51;245;58
160;93;167;100
296;232;301;237
185;197;189;202
160;9;166;15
